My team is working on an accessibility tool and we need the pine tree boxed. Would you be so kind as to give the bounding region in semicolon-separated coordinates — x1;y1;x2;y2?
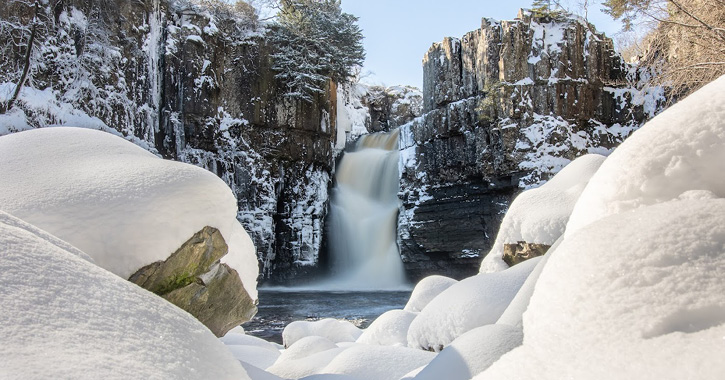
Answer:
269;0;364;102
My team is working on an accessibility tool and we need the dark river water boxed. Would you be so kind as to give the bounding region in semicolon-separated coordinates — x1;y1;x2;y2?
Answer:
242;290;412;344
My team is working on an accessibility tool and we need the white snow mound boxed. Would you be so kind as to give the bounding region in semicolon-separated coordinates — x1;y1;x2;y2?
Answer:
356;309;418;346
0;211;249;379
404;275;458;312
0;127;258;298
282;318;362;347
567;75;725;236
320;344;435;380
478;199;725;380
480;154;605;273
407;256;541;351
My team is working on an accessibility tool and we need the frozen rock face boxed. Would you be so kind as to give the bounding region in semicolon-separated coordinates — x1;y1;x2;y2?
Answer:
398;10;664;280
364;85;423;132
0;0;337;283
129;226;257;337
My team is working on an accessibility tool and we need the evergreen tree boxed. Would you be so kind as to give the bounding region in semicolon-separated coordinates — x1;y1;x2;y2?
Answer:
269;0;364;102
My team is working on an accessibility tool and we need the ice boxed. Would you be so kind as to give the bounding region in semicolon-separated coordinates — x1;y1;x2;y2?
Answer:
0;127;258;299
407;257;541;351
479;154;605;273
356;309;418;346
0;211;249;379
403;275;458;312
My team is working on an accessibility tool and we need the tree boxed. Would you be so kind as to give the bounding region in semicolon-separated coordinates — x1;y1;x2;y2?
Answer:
531;0;566;19
268;0;364;102
601;0;725;96
0;0;40;114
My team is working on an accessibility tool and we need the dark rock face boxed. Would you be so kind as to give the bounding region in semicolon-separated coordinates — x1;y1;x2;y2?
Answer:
364;86;423;133
129;226;257;337
398;10;662;280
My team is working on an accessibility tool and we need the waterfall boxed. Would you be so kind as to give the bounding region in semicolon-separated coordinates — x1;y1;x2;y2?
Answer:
326;129;408;289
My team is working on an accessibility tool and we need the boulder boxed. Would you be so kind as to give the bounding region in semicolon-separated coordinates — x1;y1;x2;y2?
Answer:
130;226;257;336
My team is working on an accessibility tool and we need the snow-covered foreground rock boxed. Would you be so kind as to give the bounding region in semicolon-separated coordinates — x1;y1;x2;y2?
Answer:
0;211;249;379
0;127;257;298
0;127;259;335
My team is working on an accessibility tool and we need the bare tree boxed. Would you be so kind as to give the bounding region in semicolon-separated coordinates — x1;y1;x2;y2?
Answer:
0;0;40;114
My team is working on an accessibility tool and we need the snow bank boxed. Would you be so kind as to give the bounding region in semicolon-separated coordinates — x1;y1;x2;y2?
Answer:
267;346;348;379
404;275;458;312
407;257;541;351
0;127;258;298
277;336;339;362
567;75;725;236
479;199;725;379
320;344;435;380
356;309;418;346
282;318;362;347
220;330;281;369
414;324;523;380
480;154;605;273
495;249;553;328
0;211;249;379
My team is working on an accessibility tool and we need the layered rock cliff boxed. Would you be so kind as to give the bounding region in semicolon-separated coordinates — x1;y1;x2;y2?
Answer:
398;10;664;280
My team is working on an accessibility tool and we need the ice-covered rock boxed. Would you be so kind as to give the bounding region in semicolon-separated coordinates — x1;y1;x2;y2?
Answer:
567;75;725;235
282;318;362;348
404;275;458;313
407;257;541;351
414;324;523;380
0;211;249;379
479;154;604;273
357;310;418;346
0;127;259;334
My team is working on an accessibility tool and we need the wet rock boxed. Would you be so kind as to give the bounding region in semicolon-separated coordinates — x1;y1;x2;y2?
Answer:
502;241;551;267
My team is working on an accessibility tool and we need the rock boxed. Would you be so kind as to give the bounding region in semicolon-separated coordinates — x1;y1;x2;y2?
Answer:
398;10;664;279
502;241;551;267
130;226;257;337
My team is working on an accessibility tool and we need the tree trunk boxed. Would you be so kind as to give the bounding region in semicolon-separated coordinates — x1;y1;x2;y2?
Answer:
1;1;39;115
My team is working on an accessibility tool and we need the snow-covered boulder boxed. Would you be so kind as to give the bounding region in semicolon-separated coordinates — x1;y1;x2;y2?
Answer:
566;75;725;236
221;329;282;370
495;249;553;328
480;154;605;273
414;324;523;380
478;199;725;379
404;275;458;312
267;345;348;379
407;257;541;351
0;211;249;379
320;344;435;380
0;127;258;336
356;309;418;346
282;318;362;348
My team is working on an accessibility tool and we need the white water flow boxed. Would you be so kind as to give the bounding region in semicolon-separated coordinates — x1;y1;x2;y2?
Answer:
327;129;408;289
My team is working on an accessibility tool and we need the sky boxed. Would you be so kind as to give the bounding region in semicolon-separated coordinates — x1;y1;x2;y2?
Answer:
340;0;622;89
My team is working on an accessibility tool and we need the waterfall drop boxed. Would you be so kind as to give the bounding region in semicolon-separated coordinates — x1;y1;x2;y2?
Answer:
326;129;408;290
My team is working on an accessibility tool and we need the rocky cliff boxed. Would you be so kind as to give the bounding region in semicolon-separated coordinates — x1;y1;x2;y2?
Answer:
398;10;664;281
0;0;343;283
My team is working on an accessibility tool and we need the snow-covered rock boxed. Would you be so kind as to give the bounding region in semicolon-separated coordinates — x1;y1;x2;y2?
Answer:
495;250;553;328
282;318;362;348
356;309;418;346
567;75;725;236
0;127;258;301
320;344;435;380
277;336;339;363
407;257;541;351
0;211;249;379
478;198;725;380
414;324;523;380
404;275;458;312
267;346;348;379
479;154;605;273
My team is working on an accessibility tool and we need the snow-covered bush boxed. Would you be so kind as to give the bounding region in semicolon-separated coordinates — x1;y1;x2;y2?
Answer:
0;127;258;298
407;257;541;351
0;211;250;379
479;154;605;273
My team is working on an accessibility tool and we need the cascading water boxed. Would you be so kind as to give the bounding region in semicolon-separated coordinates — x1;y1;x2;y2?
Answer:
325;129;408;289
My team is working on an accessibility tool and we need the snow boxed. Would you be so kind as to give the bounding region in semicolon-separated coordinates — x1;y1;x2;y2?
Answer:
407;256;541;351
277;336;339;362
0;127;258;299
478;199;725;380
282;318;362;347
479;154;605;273
567;75;725;237
356;309;418;347
267;346;348;379
495;249;553;328
320;344;435;380
414;324;523;380
0;211;249;379
403;275;458;312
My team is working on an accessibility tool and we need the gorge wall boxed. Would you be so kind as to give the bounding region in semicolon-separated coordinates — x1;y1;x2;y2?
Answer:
397;10;664;281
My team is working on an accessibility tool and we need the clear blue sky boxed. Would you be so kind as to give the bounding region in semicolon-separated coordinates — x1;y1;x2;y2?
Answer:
340;0;622;89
